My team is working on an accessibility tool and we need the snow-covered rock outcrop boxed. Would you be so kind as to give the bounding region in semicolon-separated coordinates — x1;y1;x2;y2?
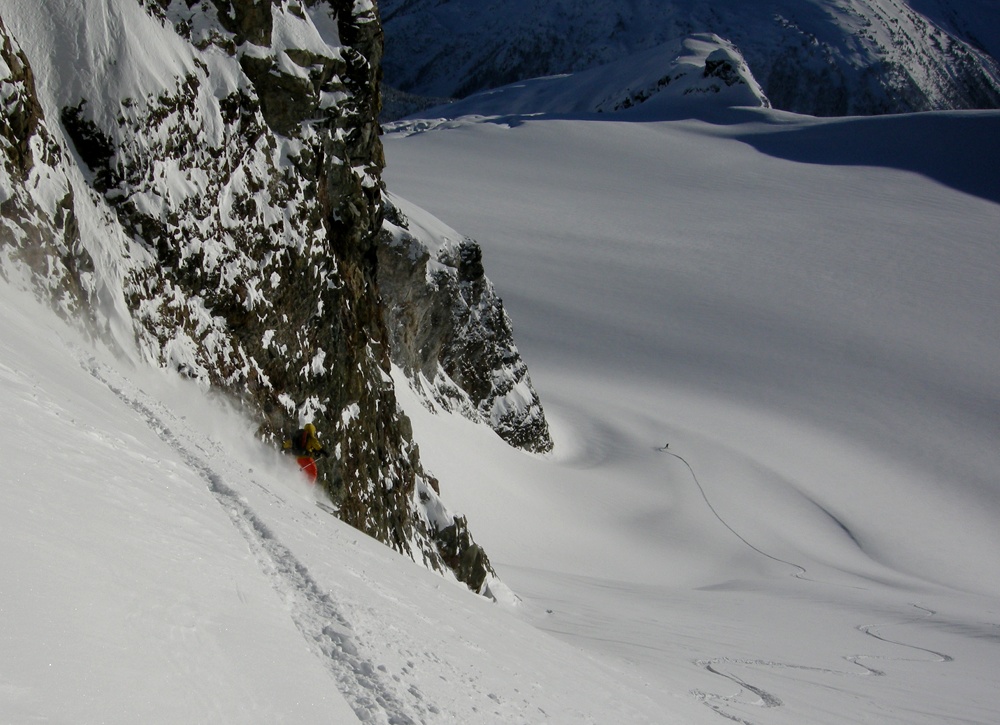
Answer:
0;16;96;323
380;0;1000;117
599;35;770;115
0;0;550;595
380;194;552;454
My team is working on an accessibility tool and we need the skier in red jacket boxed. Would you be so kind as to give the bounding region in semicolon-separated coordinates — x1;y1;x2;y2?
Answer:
283;423;328;482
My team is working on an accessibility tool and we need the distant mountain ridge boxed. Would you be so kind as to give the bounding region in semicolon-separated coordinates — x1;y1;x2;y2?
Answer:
380;0;1000;117
383;33;771;123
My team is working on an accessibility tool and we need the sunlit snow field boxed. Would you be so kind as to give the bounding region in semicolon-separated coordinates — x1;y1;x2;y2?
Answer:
382;106;1000;723
2;0;999;721
3;77;1000;725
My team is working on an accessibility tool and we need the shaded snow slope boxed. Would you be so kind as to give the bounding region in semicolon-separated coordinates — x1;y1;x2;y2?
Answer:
382;106;1000;723
392;34;769;122
381;0;1000;116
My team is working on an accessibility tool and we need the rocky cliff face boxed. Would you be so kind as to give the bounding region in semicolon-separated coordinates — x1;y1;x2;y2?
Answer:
379;195;552;454
0;0;541;596
0;17;94;321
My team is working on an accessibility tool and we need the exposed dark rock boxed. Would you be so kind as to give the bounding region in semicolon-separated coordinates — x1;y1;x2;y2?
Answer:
0;20;44;177
379;201;553;454
703;50;744;87
434;515;494;594
61;103;119;190
1;1;504;595
0;17;94;322
212;0;275;48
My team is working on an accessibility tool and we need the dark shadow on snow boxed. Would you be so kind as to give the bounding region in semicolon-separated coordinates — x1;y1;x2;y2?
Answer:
392;102;1000;205
732;110;1000;206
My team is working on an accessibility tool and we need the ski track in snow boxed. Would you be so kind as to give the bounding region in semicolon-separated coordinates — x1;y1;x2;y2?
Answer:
663;447;959;723
692;605;957;725
80;355;435;725
658;447;809;580
854;605;955;670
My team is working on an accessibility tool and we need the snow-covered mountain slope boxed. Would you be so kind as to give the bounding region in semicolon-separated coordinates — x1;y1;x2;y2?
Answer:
0;0;557;592
381;104;1000;723
911;0;1000;60
0;283;702;724
394;34;770;122
380;0;1000;117
4;1;1000;723
9;101;994;723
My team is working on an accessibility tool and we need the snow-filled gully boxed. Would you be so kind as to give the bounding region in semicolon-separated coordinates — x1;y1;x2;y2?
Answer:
81;357;431;725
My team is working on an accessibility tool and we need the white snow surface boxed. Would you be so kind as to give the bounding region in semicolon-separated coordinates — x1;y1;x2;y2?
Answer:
380;102;1000;723
0;285;690;724
4;98;998;721
1;5;999;720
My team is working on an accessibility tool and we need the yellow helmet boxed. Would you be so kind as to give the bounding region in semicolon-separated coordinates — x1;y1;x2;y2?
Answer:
304;423;316;436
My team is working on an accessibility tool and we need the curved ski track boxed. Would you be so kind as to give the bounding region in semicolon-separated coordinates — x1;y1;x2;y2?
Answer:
83;356;435;725
659;447;956;724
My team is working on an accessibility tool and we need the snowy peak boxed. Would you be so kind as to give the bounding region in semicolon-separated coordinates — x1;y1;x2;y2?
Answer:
596;34;770;116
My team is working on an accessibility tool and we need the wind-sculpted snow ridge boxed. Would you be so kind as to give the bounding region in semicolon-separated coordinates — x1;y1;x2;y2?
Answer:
0;0;529;593
380;0;1000;117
